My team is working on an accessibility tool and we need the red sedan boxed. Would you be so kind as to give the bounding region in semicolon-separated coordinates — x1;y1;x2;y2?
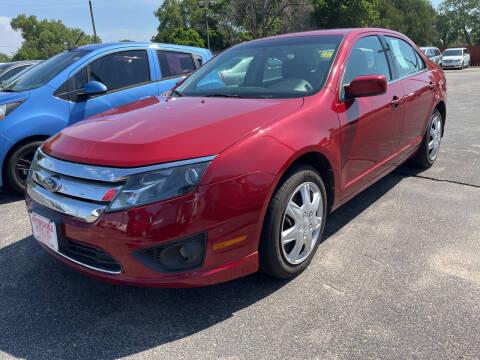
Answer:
25;28;446;287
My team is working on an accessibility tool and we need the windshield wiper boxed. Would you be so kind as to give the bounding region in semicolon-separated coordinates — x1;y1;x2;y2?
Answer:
204;93;242;98
1;88;17;92
171;89;183;97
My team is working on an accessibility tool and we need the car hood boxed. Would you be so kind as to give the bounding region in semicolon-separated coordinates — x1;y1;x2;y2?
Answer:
0;90;29;104
43;95;304;167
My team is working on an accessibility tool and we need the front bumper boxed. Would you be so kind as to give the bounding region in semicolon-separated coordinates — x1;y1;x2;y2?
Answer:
26;171;273;287
442;63;463;69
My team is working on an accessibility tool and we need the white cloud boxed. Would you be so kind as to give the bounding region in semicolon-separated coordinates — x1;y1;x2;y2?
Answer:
0;16;23;57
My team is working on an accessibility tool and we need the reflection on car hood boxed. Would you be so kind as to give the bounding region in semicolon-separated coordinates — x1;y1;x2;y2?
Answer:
442;56;462;61
43;95;304;167
0;90;29;105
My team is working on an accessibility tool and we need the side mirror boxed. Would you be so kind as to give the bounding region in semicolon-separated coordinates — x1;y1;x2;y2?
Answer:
345;75;387;98
83;81;107;97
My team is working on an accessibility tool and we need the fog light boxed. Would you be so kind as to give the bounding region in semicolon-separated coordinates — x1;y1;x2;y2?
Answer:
134;233;207;273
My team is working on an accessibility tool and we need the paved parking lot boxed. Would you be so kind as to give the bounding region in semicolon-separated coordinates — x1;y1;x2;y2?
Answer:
0;68;479;360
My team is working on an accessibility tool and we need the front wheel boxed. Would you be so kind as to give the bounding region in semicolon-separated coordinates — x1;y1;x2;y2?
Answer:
409;109;442;169
259;165;327;279
6;141;43;193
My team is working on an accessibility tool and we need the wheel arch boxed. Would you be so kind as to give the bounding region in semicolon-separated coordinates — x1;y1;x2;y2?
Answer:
434;100;446;136
2;135;50;185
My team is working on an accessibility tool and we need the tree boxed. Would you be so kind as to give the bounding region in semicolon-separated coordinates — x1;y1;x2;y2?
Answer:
0;53;10;62
10;14;100;60
312;0;379;28
152;27;205;47
153;0;250;51
376;0;438;46
229;0;306;39
439;0;480;46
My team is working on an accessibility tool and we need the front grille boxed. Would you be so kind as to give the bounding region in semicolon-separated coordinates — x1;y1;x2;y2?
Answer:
60;239;121;273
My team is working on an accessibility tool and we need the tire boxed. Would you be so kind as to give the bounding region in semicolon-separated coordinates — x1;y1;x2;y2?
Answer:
259;165;327;279
409;109;442;169
6;140;43;193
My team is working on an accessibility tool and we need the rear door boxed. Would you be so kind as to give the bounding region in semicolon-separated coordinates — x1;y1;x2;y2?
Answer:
67;49;158;123
383;36;434;149
155;50;198;94
336;34;405;195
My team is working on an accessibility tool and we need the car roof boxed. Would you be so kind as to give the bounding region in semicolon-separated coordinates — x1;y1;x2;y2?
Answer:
445;47;467;50
77;42;209;54
2;60;41;67
246;28;413;44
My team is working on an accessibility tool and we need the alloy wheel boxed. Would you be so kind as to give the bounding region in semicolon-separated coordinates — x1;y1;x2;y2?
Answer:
428;114;442;161
280;182;323;265
15;148;35;186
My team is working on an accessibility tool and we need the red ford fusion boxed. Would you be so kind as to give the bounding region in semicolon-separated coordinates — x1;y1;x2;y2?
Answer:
25;28;446;287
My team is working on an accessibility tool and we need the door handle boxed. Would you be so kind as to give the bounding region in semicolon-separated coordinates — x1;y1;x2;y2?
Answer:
390;96;402;109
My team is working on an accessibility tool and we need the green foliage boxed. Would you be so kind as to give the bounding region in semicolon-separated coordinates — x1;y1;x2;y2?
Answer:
153;0;251;51
312;0;379;28
439;0;480;46
0;53;11;62
152;27;205;47
376;0;438;46
10;14;100;61
230;0;309;39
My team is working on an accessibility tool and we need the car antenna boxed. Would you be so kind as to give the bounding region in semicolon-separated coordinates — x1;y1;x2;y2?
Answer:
69;31;84;51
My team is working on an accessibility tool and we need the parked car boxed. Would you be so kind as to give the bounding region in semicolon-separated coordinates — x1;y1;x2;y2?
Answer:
26;28;446;287
0;42;212;192
420;46;442;66
442;47;470;69
0;61;43;88
0;60;41;84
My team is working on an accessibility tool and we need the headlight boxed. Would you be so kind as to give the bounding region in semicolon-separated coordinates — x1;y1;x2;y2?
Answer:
0;101;24;120
107;161;211;211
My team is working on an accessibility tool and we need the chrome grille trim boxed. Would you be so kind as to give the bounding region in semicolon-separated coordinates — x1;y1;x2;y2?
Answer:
36;149;216;182
27;180;106;223
31;164;122;202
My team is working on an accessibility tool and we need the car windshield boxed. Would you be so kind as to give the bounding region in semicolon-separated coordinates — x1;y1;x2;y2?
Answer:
4;50;90;92
443;50;462;56
176;35;343;99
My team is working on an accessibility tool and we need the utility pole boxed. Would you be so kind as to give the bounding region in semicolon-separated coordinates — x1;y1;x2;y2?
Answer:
88;0;98;43
198;1;214;51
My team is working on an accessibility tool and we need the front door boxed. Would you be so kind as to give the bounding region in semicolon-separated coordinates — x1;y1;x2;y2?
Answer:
68;49;158;123
336;35;404;196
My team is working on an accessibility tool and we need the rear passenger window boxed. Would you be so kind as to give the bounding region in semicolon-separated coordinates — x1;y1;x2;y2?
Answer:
156;51;196;78
341;35;391;100
384;36;425;77
88;50;150;91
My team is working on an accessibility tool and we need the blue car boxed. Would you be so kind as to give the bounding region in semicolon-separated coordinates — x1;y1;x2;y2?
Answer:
0;42;212;192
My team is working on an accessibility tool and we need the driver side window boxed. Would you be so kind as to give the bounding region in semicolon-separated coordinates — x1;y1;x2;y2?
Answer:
341;35;391;101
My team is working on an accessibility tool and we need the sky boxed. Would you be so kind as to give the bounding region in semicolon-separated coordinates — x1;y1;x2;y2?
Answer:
0;0;161;56
1;0;444;57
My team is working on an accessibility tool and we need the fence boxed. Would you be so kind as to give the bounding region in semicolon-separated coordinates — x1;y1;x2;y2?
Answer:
440;45;480;66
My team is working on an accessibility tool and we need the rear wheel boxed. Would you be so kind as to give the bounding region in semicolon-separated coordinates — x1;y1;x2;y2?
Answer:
409;109;442;169
6;141;43;193
259;165;327;279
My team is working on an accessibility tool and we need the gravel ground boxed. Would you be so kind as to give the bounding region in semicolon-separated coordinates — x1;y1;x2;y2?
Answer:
0;67;479;360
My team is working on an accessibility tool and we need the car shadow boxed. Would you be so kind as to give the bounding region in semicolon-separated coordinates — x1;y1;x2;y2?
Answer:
0;170;410;359
0;190;24;205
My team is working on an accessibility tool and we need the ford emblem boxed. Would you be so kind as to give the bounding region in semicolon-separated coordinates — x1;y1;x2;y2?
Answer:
42;175;61;192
